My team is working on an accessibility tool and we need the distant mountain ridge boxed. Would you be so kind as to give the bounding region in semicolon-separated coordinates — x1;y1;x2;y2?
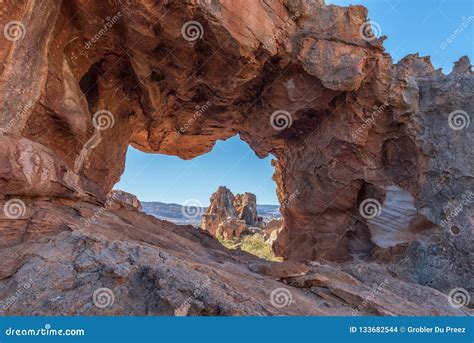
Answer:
142;201;280;226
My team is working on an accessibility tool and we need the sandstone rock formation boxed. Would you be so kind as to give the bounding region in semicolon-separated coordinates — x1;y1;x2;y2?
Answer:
234;193;258;225
0;198;469;316
0;0;472;314
262;218;284;246
215;218;247;240
200;186;259;238
109;189;142;211
201;186;237;236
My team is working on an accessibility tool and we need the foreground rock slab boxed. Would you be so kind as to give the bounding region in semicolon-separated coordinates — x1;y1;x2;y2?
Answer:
0;198;470;316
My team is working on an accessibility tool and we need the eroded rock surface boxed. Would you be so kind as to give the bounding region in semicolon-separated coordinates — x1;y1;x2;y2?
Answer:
234;193;258;226
201;186;260;238
0;0;472;314
109;189;142;211
0;199;469;316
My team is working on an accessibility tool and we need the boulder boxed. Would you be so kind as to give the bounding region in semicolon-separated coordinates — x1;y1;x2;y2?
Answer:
108;190;142;211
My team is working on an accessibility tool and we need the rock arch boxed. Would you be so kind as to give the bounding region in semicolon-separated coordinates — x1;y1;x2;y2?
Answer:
1;0;472;265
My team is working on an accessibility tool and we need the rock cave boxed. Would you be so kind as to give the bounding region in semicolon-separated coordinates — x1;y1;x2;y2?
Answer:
0;0;472;316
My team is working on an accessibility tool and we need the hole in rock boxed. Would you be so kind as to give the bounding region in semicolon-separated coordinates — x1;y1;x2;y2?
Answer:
116;135;283;261
79;60;103;111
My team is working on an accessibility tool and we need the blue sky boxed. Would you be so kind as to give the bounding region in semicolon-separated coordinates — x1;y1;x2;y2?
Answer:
117;137;278;205
327;0;473;72
116;0;472;206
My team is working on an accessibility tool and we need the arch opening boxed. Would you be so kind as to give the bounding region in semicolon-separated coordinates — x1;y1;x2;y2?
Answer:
115;135;284;261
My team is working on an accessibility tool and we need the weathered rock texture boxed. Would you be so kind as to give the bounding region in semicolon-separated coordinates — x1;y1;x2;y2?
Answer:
109;189;142;211
0;198;469;316
0;0;473;313
234;193;258;225
201;186;237;236
216;218;246;240
201;186;259;238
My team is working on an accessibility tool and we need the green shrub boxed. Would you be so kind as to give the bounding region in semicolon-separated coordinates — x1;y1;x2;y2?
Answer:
217;236;239;250
217;234;281;261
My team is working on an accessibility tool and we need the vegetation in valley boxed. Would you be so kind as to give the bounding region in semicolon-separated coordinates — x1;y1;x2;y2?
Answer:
217;234;282;261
